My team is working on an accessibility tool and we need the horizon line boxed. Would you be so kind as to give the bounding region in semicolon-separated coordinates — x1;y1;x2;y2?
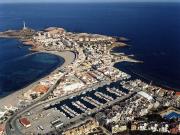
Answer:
0;1;180;4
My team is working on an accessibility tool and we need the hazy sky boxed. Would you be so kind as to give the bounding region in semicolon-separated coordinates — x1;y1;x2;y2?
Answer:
0;0;180;3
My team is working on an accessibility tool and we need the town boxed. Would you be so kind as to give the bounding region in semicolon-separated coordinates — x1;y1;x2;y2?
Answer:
0;26;179;135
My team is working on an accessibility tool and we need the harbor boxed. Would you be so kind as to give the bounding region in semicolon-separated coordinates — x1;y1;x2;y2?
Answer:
45;79;130;119
11;78;136;134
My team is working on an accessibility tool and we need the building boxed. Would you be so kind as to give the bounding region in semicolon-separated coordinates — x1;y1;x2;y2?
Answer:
33;84;49;94
19;117;31;128
0;108;7;119
138;91;153;101
45;27;65;35
0;125;4;135
131;123;138;131
176;92;180;96
62;119;99;135
112;124;127;134
170;124;179;134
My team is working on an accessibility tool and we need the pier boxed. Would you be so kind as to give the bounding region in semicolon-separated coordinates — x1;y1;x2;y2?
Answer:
81;96;102;107
94;92;114;102
106;87;125;97
72;102;86;112
60;106;75;118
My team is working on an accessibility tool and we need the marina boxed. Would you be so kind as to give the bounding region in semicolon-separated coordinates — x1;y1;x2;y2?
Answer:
44;80;130;121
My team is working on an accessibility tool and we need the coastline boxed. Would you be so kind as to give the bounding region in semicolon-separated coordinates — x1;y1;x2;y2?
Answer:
0;50;76;107
114;62;180;92
131;70;180;92
0;33;178;110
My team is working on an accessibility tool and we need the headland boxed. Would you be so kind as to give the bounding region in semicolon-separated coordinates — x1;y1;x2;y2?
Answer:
0;25;179;135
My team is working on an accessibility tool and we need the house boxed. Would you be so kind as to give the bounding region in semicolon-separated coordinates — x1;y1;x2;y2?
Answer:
0;108;7;119
0;125;4;135
19;117;31;128
33;84;49;94
45;27;65;34
175;92;180;96
170;124;179;134
112;124;127;134
62;119;99;135
131;122;138;131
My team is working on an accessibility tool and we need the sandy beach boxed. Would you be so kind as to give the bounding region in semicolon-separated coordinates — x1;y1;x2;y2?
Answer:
0;51;75;108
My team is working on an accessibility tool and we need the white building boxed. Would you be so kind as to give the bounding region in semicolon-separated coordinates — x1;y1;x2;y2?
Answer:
0;108;7;119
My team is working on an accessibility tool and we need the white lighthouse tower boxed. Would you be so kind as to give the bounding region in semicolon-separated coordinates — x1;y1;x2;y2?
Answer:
23;21;27;30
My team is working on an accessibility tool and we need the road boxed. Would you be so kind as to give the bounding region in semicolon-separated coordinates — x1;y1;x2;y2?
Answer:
5;50;77;135
5;76;125;135
5;71;68;135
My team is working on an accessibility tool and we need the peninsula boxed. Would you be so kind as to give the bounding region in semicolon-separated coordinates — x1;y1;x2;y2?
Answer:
0;25;179;135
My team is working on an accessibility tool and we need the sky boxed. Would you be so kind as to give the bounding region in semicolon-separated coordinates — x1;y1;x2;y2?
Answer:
0;0;180;3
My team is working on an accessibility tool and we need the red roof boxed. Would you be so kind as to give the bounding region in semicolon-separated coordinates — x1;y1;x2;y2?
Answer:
0;124;4;134
176;92;180;96
33;84;49;93
19;118;31;127
170;127;179;134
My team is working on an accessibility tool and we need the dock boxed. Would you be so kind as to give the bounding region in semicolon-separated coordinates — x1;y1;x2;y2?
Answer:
94;92;114;102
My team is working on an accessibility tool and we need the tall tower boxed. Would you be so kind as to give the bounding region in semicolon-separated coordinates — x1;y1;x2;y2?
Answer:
23;21;27;30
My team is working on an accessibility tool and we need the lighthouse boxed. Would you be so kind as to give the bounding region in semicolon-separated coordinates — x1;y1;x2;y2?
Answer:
23;21;27;30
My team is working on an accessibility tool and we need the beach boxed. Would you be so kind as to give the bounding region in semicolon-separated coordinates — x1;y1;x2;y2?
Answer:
0;51;75;107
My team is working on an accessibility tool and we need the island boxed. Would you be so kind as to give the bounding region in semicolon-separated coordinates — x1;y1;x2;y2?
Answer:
0;24;179;135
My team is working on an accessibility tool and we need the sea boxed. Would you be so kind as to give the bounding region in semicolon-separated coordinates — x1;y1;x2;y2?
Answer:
0;2;179;97
0;38;64;97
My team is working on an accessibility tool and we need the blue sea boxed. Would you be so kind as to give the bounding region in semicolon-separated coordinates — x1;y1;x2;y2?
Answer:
0;2;179;97
0;38;64;97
